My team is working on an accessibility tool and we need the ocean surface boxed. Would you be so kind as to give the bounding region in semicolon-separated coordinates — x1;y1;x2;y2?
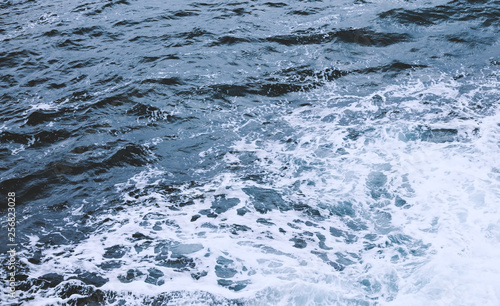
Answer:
1;0;499;305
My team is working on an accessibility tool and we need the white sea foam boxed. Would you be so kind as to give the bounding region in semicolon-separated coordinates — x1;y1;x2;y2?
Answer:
18;73;500;305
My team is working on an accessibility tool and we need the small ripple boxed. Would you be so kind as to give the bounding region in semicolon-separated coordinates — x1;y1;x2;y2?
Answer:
379;2;500;27
209;36;255;46
266;28;411;46
287;9;321;16
138;54;180;63
263;2;288;8
0;49;40;69
141;77;183;86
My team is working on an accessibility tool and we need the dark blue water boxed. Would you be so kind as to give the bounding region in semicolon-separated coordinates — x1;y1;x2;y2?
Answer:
1;0;500;305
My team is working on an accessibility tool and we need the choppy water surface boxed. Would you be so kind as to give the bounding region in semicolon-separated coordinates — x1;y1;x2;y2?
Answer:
1;0;500;305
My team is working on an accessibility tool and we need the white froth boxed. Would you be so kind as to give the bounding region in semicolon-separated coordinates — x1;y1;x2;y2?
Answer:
17;73;500;305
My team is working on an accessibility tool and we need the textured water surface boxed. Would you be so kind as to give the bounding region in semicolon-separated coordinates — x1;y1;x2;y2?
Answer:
1;0;500;305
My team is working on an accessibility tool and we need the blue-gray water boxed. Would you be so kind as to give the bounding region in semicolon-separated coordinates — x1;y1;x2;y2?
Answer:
1;0;500;305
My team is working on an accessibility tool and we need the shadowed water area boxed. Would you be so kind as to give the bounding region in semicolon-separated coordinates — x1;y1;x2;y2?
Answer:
1;0;500;305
